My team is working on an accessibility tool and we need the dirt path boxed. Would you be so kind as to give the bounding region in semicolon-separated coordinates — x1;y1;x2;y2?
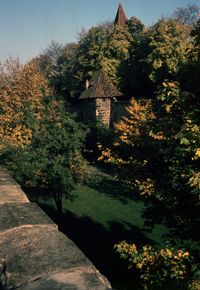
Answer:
88;164;118;181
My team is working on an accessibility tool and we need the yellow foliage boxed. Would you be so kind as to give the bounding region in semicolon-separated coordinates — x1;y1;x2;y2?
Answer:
115;240;199;289
0;57;55;150
115;98;155;147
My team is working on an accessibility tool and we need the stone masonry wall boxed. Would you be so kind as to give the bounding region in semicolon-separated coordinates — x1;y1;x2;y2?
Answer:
0;166;112;290
96;98;111;127
67;98;130;128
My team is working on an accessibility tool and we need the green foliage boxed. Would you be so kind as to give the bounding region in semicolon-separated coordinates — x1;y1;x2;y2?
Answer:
127;16;145;37
129;17;193;98
2;110;88;217
73;22;133;95
115;241;200;289
100;78;200;246
37;19;139;100
37;40;64;96
0;58;88;219
33;8;198;102
32;41;79;101
146;18;191;82
58;42;79;100
184;16;200;98
100;76;200;287
0;57;53;149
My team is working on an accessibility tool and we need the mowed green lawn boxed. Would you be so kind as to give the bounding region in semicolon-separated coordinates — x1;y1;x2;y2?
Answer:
26;175;167;290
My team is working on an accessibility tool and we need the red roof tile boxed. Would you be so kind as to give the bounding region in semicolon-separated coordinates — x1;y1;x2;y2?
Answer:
114;3;127;25
79;70;123;99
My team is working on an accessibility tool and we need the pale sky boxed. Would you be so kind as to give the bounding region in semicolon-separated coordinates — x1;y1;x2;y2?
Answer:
1;0;199;64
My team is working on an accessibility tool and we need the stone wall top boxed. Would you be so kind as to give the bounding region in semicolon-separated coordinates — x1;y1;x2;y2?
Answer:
0;167;29;205
0;167;113;290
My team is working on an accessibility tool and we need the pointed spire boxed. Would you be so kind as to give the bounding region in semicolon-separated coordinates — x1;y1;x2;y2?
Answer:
114;3;127;25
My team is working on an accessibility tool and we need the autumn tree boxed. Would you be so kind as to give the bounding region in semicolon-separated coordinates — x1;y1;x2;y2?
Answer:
99;89;200;287
98;15;200;288
0;58;88;221
0;57;53;150
99;82;200;289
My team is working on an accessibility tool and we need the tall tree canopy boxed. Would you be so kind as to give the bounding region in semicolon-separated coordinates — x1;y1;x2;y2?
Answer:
37;18;144;101
0;58;88;220
99;15;200;289
72;22;134;97
0;57;53;149
129;17;193;98
34;4;199;103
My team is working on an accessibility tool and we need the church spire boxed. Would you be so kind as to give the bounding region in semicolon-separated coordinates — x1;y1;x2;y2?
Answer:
114;3;127;25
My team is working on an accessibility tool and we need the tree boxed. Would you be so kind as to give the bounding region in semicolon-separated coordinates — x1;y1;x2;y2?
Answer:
2;109;87;221
33;18;145;101
27;110;87;220
104;19;200;287
184;15;200;97
57;42;79;100
70;21;135;98
101;23;133;91
32;41;66;97
127;16;145;37
102;81;200;244
172;3;200;27
0;57;53;150
129;17;193;98
0;57;88;222
191;16;200;51
42;40;64;64
34;41;80;102
99;83;200;287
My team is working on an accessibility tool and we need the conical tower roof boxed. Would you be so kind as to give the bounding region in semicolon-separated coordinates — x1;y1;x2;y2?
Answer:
114;3;127;25
79;70;123;99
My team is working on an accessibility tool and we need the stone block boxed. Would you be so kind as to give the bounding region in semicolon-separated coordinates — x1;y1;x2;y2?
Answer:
0;226;111;289
0;203;56;232
15;272;111;290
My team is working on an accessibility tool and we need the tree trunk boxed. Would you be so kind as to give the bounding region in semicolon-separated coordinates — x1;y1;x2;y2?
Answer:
55;193;63;228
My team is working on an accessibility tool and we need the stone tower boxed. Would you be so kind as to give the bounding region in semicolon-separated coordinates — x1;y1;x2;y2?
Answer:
114;2;127;25
79;70;123;127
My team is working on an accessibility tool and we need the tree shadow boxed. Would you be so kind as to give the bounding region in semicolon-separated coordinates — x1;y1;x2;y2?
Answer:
39;203;160;290
23;185;78;204
85;175;141;205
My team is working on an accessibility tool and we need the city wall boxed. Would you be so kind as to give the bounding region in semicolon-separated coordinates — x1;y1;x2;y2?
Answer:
0;166;113;290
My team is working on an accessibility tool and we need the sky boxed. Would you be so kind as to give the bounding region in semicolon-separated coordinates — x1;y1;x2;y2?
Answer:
1;0;199;64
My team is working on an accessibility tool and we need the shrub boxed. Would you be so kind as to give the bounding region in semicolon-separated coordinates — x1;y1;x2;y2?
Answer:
115;241;200;289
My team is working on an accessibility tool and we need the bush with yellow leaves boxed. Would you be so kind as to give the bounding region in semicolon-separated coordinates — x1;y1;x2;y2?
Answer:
115;241;200;289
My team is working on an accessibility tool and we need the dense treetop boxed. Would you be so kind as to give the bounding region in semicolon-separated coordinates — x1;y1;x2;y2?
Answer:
34;5;198;102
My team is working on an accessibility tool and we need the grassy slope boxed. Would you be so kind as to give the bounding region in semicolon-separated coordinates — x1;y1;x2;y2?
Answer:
26;176;167;290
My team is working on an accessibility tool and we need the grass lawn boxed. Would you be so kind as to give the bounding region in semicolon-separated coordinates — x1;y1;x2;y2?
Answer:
26;174;168;290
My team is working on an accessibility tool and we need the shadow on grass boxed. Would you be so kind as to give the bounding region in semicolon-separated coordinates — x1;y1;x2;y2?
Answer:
39;202;159;290
24;174;162;289
85;175;141;205
23;185;78;204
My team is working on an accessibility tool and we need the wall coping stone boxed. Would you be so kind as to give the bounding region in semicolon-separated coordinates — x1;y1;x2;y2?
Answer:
0;167;113;290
